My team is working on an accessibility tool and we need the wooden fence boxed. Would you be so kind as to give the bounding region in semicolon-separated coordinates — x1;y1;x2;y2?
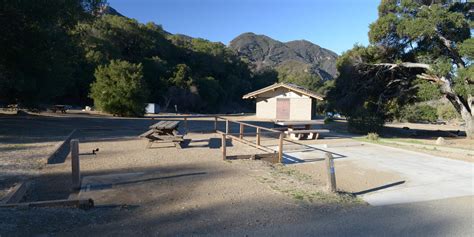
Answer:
164;115;285;163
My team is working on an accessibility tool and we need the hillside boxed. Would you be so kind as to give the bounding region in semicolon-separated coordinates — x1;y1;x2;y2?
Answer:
229;32;338;80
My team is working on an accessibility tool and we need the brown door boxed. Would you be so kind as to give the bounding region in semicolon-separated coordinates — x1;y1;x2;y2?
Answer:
276;98;290;120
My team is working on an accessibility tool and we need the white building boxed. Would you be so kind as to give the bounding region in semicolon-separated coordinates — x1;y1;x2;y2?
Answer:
242;83;324;121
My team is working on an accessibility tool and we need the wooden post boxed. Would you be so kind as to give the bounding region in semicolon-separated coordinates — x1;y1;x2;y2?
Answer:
222;134;227;160
256;127;261;146
184;117;188;134
239;124;244;139
225;120;229;134
214;116;218;132
278;132;283;163
70;139;81;190
325;153;337;192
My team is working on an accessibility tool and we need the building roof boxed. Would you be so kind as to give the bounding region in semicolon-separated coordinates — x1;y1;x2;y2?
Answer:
242;83;324;100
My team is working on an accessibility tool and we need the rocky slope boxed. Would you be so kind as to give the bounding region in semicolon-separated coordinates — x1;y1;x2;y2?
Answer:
229;32;338;80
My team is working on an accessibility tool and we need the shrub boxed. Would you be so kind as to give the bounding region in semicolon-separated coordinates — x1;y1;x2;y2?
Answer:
400;104;437;123
347;114;385;134
437;103;459;121
366;132;379;141
90;60;148;117
324;117;334;124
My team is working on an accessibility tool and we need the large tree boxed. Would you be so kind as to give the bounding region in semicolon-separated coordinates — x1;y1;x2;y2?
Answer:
90;60;148;116
0;0;104;106
330;0;473;138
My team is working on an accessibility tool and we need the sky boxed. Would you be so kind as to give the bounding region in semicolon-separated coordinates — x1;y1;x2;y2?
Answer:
108;0;380;55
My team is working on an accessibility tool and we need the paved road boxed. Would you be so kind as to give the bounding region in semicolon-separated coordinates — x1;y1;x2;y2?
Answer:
242;196;474;237
281;142;474;206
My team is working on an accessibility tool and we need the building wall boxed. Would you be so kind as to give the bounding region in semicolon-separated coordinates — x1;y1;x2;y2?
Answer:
289;97;312;120
255;88;312;120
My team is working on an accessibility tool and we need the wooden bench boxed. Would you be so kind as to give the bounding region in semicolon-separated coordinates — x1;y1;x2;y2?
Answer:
284;129;330;140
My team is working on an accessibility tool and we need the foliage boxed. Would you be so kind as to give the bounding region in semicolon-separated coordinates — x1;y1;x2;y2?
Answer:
323;117;334;124
400;104;437;123
90;60;148;116
328;0;473;136
366;133;379;141
347;110;385;134
437;103;459;121
0;0;103;106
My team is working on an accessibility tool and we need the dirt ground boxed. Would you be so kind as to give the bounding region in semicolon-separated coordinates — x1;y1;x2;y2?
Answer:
0;112;359;236
0;111;472;236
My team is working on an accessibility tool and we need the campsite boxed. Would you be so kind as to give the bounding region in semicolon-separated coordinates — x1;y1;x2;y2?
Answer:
0;0;473;236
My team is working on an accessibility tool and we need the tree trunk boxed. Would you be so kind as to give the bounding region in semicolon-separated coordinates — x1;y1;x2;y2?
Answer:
461;110;474;139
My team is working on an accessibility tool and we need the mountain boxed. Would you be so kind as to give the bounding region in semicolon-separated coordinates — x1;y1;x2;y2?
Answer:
97;5;124;17
229;32;338;80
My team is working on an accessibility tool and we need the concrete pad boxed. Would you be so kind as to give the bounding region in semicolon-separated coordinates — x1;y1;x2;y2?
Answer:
277;142;474;206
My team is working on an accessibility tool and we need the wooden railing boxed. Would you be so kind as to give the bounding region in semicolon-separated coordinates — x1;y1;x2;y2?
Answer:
155;115;285;163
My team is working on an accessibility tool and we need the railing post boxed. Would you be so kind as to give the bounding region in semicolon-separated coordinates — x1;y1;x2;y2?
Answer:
325;153;337;192
239;124;244;139
256;127;261;146
70;139;81;190
225;120;229;134
278;132;283;163
214;116;218;132
222;133;227;160
184;117;188;134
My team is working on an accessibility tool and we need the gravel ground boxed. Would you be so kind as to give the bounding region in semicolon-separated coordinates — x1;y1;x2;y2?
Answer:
0;112;472;236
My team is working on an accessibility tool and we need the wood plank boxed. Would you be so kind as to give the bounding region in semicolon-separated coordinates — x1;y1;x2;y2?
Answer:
150;135;184;141
226;134;275;153
275;120;324;126
139;129;155;137
1;181;30;204
149;121;166;129
0;199;94;210
164;121;180;130
284;129;330;134
225;153;278;163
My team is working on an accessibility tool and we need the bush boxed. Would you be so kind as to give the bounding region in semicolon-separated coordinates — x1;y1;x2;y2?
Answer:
347;113;385;134
324;117;334;124
437;103;459;121
401;104;437;123
366;132;379;141
90;60;148;117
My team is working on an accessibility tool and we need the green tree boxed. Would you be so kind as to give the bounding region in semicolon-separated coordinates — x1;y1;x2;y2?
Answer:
90;60;148;116
0;0;103;106
329;0;473;138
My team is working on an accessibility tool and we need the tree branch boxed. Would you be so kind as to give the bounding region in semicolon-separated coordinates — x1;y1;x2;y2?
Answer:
373;62;432;70
435;30;466;69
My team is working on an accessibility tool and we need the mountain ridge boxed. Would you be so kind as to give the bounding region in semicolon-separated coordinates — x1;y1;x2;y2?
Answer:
229;32;338;80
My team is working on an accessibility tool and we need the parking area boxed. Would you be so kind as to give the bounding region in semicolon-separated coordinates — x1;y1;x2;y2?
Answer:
280;142;474;205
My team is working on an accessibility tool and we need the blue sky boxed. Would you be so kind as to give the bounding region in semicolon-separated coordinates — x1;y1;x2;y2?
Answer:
108;0;380;55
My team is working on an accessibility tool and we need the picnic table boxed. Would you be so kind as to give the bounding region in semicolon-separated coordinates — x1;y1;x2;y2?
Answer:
139;121;184;148
274;120;328;140
3;104;18;111
50;105;67;113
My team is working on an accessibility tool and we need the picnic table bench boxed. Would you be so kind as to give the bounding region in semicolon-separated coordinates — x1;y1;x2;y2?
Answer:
139;120;184;149
274;120;329;140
